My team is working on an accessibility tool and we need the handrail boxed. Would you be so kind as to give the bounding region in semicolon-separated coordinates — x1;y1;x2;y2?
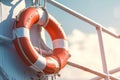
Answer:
0;0;120;79
47;0;120;80
91;67;120;80
67;61;120;80
47;0;120;39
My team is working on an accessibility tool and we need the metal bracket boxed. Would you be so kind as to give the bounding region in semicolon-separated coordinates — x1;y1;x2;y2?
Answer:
0;35;12;44
32;0;47;8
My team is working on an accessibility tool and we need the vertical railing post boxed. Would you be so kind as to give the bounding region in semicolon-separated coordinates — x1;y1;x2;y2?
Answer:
96;27;110;80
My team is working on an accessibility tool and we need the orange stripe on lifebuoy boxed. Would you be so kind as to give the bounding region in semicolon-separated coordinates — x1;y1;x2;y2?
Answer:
16;7;39;29
14;38;30;65
13;7;70;74
45;15;66;40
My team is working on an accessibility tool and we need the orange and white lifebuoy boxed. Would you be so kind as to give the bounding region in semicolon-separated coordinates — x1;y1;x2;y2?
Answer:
13;7;70;74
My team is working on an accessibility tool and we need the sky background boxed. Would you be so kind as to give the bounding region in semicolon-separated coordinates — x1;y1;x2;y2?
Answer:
1;0;120;80
45;0;120;80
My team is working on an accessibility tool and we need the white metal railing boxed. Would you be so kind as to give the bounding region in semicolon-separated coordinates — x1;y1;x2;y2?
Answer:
47;0;120;80
67;62;119;80
0;0;120;79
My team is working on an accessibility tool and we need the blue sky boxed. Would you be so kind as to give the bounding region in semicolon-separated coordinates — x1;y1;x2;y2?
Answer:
46;0;120;34
45;0;120;79
1;0;120;80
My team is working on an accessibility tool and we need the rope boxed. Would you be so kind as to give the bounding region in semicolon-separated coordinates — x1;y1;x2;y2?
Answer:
13;20;45;74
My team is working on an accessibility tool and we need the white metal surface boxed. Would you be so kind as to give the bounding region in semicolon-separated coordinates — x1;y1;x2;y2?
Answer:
0;0;48;80
1;0;120;80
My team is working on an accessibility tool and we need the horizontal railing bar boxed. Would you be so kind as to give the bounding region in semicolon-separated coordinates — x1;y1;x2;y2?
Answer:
47;0;120;80
91;67;120;80
67;61;120;80
47;0;120;38
0;35;12;43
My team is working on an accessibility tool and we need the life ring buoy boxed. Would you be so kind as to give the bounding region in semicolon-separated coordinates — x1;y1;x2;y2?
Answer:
13;7;70;74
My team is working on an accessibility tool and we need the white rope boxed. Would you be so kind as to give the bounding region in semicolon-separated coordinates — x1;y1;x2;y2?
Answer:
13;20;45;74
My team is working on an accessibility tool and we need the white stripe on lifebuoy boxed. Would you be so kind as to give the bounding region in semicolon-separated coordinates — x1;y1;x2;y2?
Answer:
13;27;48;71
30;55;46;71
13;27;29;39
53;39;68;50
